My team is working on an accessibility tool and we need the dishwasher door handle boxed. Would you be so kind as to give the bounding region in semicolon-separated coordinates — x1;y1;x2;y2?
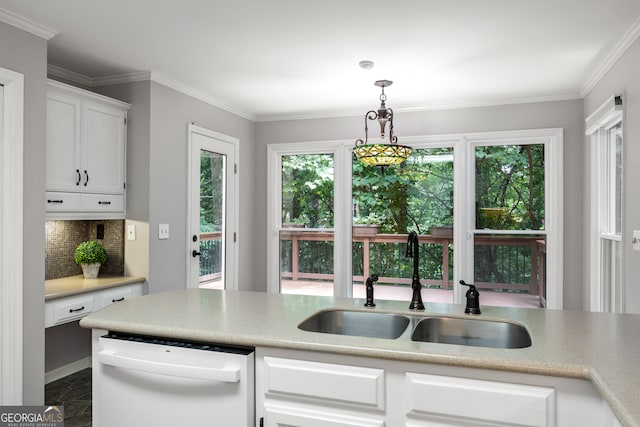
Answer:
98;350;241;383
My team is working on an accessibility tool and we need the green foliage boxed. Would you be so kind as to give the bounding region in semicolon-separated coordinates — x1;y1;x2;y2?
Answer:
281;154;334;228
200;152;224;233
74;240;107;265
475;144;545;230
352;148;454;234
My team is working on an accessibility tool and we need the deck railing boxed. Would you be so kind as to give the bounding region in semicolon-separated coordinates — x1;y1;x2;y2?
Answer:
279;230;546;295
199;230;547;296
199;231;222;283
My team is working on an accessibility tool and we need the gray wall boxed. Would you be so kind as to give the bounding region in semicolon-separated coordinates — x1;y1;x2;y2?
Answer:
0;22;47;403
584;36;640;313
256;99;586;310
95;81;259;293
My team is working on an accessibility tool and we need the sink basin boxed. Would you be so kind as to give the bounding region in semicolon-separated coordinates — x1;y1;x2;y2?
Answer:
298;309;410;339
411;317;532;349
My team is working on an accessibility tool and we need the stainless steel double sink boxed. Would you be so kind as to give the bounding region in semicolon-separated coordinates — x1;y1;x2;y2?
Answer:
297;309;532;349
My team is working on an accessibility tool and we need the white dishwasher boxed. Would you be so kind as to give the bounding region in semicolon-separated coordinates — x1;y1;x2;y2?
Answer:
95;332;254;427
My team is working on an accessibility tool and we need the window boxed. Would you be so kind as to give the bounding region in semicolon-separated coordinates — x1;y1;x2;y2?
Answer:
586;96;624;312
267;129;563;309
352;146;455;304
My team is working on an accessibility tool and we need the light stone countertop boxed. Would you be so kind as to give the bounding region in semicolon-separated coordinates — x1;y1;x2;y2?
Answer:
80;288;640;427
45;275;146;301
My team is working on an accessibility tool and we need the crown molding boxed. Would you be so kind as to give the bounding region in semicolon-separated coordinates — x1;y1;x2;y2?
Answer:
580;15;640;97
47;65;255;121
147;72;255;121
0;6;57;39
92;71;152;86
255;92;582;122
47;64;94;88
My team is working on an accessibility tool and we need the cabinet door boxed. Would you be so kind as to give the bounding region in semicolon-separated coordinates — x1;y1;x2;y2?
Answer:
82;102;126;194
46;92;82;192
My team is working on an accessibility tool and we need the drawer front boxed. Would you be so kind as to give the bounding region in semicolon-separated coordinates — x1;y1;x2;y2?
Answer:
264;402;384;427
81;194;124;212
405;372;556;427
45;192;81;211
263;356;385;411
51;294;95;326
97;284;142;309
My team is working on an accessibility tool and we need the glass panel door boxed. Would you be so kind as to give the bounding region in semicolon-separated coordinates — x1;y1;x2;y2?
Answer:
473;143;545;308
352;147;454;303
188;126;236;290
279;153;335;295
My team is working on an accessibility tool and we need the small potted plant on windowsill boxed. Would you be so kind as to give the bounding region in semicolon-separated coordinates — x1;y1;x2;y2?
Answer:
74;240;107;279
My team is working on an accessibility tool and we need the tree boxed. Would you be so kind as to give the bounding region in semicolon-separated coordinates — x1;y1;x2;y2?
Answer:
352;148;454;234
200;152;224;232
281;154;334;228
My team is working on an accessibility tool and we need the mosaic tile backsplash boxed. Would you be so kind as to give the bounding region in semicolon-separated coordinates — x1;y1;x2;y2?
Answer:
45;220;125;280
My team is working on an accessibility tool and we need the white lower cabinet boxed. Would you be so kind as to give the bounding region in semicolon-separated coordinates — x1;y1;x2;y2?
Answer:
257;350;386;427
45;282;143;328
256;348;608;427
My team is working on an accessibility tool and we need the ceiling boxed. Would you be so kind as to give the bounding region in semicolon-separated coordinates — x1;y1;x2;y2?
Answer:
1;0;640;121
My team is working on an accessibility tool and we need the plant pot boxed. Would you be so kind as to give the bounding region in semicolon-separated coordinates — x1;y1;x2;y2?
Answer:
81;263;101;279
352;224;381;237
429;226;453;238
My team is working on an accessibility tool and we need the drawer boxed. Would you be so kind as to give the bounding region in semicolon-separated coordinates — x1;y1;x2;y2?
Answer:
45;192;81;211
263;356;385;410
47;294;95;327
405;372;556;427
81;194;124;212
97;284;142;309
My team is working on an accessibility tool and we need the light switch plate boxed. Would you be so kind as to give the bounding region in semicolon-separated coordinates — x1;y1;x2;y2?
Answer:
127;224;136;240
159;224;170;240
633;230;640;251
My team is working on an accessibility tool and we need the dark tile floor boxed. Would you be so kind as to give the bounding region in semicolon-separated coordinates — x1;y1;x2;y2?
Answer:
45;368;92;427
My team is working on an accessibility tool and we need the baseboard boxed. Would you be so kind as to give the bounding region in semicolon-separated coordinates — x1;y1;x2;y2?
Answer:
45;356;91;384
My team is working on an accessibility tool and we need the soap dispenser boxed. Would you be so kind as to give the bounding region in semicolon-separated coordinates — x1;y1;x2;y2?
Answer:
364;275;378;307
460;280;481;315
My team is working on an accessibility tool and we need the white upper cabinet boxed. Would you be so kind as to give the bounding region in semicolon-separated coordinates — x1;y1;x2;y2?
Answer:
46;80;130;218
82;101;126;194
46;89;82;192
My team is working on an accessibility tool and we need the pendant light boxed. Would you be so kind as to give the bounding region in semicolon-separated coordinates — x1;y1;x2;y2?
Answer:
354;80;412;167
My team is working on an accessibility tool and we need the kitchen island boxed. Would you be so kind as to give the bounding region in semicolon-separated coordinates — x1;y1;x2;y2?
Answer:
81;289;638;427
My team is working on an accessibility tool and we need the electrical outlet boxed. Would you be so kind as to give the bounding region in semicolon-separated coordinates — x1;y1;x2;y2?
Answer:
159;224;170;240
633;230;640;251
127;224;136;241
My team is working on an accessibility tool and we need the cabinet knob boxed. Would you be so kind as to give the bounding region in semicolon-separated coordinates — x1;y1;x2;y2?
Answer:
75;169;81;186
84;170;89;186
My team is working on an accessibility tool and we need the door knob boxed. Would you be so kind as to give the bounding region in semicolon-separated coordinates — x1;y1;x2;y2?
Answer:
192;250;201;258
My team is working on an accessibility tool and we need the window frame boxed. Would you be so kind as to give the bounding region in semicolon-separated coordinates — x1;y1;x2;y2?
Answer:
585;95;624;312
266;129;563;309
266;140;353;295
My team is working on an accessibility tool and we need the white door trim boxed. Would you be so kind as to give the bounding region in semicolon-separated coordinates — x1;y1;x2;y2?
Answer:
186;124;239;290
0;67;24;404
